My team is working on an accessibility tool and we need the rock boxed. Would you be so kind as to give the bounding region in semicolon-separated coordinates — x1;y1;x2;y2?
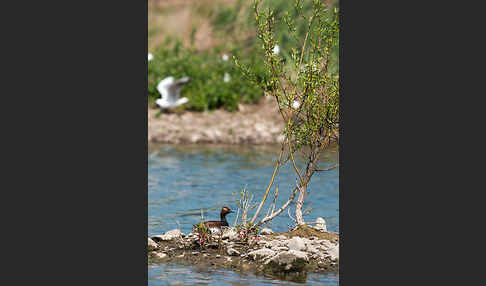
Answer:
152;252;167;259
315;217;327;232
227;248;240;256
287;236;306;251
248;248;277;261
260;228;274;235
306;245;320;254
327;243;339;261
265;240;286;249
256;240;267;246
274;235;287;240
148;238;158;251
152;229;182;241
265;250;309;272
222;228;238;240
319;239;333;249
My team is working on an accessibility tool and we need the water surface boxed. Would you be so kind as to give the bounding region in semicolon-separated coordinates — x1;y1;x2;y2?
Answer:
148;144;339;285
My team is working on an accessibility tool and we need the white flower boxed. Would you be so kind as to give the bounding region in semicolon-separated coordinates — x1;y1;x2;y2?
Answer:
273;45;280;55
222;54;229;61
223;72;231;83
148;53;153;61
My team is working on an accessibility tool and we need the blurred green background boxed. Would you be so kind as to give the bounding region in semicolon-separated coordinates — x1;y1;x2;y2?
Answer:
148;0;338;112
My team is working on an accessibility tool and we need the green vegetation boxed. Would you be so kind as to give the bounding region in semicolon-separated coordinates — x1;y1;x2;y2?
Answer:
148;40;264;111
148;0;338;112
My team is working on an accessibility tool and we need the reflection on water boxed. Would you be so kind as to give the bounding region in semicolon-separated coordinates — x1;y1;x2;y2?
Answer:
148;144;339;286
149;263;339;286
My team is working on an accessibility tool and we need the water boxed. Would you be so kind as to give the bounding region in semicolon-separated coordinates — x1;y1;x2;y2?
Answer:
148;144;339;285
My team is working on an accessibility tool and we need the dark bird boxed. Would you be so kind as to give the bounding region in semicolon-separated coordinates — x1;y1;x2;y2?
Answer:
193;207;234;233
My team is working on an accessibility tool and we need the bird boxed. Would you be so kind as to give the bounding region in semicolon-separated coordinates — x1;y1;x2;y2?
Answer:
193;207;234;233
155;76;190;109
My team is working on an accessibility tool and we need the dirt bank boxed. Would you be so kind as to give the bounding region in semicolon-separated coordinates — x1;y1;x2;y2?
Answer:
148;96;286;144
148;225;339;283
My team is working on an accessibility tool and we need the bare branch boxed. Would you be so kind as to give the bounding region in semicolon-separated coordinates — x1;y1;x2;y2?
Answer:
315;164;338;172
288;206;297;223
256;186;299;226
250;144;285;224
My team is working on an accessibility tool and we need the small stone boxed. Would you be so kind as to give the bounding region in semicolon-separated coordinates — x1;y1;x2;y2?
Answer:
152;229;182;241
287;236;306;251
192;252;199;255
273;246;289;252
148;238;158;251
152;252;167;259
327;243;339;261
275;235;287;240
227;248;240;256
222;228;239;241
266;250;309;272
260;228;274;235
248;248;276;261
177;253;184;258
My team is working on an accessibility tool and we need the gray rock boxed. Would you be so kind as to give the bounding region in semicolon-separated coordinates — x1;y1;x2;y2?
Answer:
222;228;239;241
326;243;339;261
315;217;327;232
148;238;158;251
265;250;309;272
256;240;267;246
273;246;290;252
227;248;240;256
152;229;182;241
152;252;167;259
260;228;274;235
319;239;333;249
248;248;277;261
306;245;320;254
287;236;306;251
265;239;286;249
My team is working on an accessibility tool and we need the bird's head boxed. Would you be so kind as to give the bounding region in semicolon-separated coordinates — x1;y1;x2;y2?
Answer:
221;206;234;216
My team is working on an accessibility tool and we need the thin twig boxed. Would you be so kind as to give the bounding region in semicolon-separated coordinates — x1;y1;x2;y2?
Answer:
315;164;338;172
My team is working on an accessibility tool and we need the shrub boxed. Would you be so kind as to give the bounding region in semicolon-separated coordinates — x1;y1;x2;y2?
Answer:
148;40;264;112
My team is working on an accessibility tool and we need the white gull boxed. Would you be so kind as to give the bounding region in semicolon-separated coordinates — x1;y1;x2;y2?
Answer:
155;76;190;108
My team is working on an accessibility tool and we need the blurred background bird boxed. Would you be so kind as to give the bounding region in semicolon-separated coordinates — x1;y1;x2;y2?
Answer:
155;76;190;109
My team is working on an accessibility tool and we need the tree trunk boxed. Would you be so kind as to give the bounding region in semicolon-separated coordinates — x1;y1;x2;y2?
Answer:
295;184;306;225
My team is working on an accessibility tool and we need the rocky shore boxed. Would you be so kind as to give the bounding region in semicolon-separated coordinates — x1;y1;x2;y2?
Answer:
148;222;339;282
148;97;285;144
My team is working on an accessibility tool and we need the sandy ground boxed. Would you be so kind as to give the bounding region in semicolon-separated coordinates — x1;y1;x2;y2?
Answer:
148;96;285;144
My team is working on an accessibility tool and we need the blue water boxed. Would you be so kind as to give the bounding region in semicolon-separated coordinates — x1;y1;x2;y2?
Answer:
148;144;339;285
